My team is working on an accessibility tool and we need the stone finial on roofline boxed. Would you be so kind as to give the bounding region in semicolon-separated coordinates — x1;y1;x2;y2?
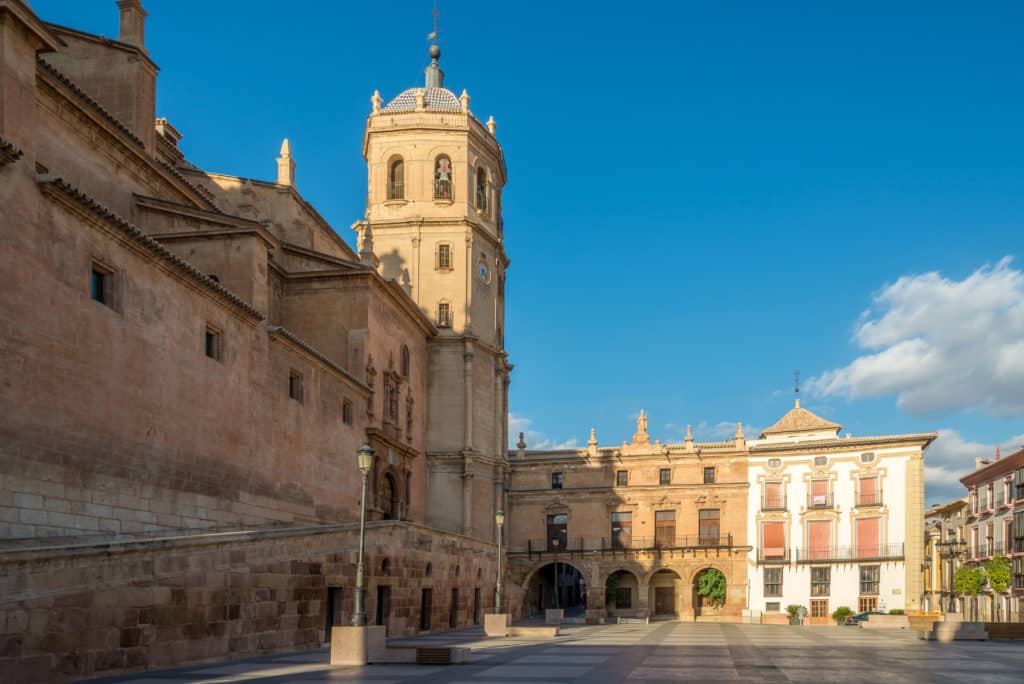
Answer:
371;90;383;114
414;90;426;112
487;115;497;136
459;89;470;114
276;138;295;187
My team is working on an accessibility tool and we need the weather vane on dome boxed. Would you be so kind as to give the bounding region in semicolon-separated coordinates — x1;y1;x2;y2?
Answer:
794;369;800;396
427;1;441;46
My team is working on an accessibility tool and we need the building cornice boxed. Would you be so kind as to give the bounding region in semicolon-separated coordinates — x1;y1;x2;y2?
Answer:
266;325;369;394
0;135;24;167
749;433;937;455
960;446;1024;487
0;1;62;54
133;194;279;249
39;176;265;323
44;21;158;71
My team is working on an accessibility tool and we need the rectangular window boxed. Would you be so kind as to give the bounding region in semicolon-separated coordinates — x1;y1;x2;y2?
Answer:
762;521;786;560
859;565;880;595
811;567;831;597
703;467;716;484
858;476;879;506
855;518;881;558
342;399;353;426
1014;557;1024;590
204;326;222;361
615;587;632;609
90;262;117;310
765;601;781;612
616;470;628;487
654;510;675;547
449;588;458;628
437;243;452;270
858;596;878;613
551;471;563;489
611;511;632;549
1014;512;1024;553
288;370;303;403
659;468;671;485
808;520;831;561
546;513;567;551
764;567;783;597
763;481;784;509
810;479;829;508
987;484;994;510
810;599;829;618
698;509;720;545
437;302;452;327
1015;467;1024;500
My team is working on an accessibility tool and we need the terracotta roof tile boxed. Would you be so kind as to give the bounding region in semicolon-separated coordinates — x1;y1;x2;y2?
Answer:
760;403;841;437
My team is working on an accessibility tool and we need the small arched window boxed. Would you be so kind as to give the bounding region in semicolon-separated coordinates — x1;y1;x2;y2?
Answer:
475;167;488;213
381;474;398;520
434;155;452;200
400;345;410;378
387;157;404;200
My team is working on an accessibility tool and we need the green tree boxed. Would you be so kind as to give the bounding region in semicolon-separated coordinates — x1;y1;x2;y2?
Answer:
953;565;985;620
985;555;1011;593
696;568;727;607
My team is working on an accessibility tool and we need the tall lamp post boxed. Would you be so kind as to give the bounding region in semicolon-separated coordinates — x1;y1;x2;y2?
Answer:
937;534;966;614
552;538;560;609
352;442;375;627
494;508;505;613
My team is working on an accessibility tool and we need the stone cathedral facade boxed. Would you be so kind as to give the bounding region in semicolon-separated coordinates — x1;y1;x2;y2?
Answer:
0;1;509;680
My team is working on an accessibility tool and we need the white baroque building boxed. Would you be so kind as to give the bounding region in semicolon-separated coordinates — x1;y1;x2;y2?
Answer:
746;399;935;622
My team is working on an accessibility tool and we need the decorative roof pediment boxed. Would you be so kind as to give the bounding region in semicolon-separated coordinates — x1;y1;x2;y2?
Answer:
760;400;841;437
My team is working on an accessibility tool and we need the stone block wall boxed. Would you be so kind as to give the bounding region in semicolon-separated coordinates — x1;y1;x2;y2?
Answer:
0;521;501;682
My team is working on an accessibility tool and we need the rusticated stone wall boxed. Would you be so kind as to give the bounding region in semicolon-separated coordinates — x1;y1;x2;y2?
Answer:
0;521;506;682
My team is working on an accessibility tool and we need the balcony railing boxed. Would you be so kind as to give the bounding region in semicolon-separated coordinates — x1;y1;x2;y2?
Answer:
974;542;1004;559
757;548;790;563
761;494;787;511
515;534;736;559
433;179;452;200
387;181;405;200
856;490;883;507
794;543;904;563
807;493;834;509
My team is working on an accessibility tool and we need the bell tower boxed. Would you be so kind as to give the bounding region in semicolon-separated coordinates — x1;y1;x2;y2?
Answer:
356;40;510;543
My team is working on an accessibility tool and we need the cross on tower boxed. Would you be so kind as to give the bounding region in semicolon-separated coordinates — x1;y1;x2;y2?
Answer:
428;2;441;44
794;369;800;396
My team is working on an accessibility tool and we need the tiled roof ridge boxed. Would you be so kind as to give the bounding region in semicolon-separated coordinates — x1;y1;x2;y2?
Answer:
38;57;145;149
0;136;24;166
382;87;462;113
154;157;219;209
265;325;368;391
39;176;265;322
760;405;841;436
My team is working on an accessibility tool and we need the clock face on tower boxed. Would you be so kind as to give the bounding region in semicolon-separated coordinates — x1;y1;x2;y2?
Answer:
477;261;490;283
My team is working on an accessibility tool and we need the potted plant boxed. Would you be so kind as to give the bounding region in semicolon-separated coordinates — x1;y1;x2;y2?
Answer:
786;604;804;626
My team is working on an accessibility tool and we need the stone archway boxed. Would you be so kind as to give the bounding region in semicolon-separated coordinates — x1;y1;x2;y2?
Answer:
692;566;728;619
523;560;588;618
647;568;683;619
605;569;642;619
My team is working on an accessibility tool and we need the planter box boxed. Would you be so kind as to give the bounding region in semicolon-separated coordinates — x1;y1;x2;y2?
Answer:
484;613;511;637
862;614;910;630
545;609;564;625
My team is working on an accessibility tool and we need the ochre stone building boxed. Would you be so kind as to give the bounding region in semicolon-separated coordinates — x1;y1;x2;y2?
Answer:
0;1;508;680
507;413;751;622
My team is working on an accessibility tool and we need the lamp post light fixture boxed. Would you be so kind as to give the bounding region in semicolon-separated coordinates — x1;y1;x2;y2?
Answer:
937;534;967;614
494;508;505;613
552;537;560;609
352;441;375;627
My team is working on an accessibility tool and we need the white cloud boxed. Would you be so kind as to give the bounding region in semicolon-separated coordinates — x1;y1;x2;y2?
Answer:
807;257;1024;416
924;429;1024;505
508;413;578;451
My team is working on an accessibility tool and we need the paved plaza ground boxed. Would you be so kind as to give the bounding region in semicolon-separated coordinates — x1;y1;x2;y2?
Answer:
90;622;1024;684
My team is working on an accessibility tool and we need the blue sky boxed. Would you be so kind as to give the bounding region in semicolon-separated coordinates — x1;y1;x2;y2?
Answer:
36;1;1024;504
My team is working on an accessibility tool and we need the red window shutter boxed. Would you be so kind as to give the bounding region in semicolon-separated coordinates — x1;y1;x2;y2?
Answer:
859;477;877;505
763;522;785;559
808;520;831;560
765;482;781;507
856;518;880;557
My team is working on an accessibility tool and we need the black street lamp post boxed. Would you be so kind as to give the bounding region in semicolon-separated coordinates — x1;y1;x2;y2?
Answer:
352;442;375;626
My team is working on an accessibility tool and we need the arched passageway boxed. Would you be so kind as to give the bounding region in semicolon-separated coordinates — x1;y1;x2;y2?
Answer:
525;562;587;617
605;570;641;618
692;567;727;619
648;569;682;618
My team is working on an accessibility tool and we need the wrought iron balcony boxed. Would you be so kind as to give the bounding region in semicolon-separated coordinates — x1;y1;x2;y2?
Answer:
761;494;787;511
513;534;737;560
856;490;883;507
387;181;405;200
757;547;791;563
793;543;904;563
433;179;452;200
